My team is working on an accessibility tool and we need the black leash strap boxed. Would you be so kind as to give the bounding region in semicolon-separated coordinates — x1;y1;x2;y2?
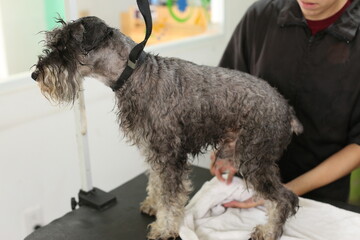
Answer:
112;0;153;91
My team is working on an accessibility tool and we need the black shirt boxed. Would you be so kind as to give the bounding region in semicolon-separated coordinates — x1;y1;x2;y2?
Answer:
219;0;360;202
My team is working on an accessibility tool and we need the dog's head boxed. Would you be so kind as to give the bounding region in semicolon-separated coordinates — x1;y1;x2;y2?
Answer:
32;16;114;104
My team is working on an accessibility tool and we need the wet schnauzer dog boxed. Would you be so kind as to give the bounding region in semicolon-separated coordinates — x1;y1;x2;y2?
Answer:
32;16;303;240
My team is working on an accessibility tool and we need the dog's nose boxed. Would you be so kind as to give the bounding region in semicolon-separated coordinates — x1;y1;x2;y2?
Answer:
31;71;38;81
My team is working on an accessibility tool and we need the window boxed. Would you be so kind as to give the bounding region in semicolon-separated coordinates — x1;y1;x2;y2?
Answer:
119;0;213;45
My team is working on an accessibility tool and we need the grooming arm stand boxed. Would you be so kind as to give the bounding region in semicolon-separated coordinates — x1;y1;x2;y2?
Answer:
71;82;116;210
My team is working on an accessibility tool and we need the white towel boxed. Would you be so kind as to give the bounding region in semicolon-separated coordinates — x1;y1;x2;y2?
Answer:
179;176;360;240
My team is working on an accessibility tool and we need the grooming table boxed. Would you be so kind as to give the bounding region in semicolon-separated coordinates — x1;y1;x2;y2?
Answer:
25;166;211;240
25;166;360;240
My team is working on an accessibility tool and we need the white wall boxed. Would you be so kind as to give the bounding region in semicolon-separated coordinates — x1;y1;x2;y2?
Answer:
0;1;254;240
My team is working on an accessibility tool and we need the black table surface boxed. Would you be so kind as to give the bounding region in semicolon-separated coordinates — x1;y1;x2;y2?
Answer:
25;166;360;240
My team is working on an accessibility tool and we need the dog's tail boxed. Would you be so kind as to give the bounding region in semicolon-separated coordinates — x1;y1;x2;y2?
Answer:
290;108;303;135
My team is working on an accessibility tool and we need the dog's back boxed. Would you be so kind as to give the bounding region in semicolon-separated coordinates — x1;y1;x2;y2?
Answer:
118;54;302;156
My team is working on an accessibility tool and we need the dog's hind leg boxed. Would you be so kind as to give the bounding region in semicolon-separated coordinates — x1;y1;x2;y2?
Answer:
145;152;192;240
232;124;298;240
239;142;298;240
248;167;298;240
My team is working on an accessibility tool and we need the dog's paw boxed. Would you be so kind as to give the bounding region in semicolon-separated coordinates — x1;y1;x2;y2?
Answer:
147;222;179;240
140;198;157;216
250;225;280;240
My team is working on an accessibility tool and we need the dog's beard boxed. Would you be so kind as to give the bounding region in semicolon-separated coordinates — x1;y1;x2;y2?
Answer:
38;66;80;105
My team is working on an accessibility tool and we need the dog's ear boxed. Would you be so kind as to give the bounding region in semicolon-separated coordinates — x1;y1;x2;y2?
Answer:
70;23;85;43
80;17;110;52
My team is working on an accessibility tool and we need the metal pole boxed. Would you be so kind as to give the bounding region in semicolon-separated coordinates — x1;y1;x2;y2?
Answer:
73;83;93;192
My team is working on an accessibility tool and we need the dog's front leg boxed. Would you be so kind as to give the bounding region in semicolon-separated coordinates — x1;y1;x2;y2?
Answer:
145;153;192;240
140;168;160;216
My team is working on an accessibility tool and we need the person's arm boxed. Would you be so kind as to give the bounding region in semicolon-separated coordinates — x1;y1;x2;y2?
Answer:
285;143;360;196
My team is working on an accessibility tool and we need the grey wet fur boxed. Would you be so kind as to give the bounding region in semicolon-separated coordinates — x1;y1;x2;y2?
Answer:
32;16;303;240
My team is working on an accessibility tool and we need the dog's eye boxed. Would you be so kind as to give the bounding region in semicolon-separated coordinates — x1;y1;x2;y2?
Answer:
81;48;89;56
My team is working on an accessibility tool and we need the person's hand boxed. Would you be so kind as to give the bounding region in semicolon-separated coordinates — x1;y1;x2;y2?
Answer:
210;151;237;185
210;151;265;208
223;197;265;209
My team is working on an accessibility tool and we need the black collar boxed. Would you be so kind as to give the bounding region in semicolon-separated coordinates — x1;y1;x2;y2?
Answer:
111;0;152;92
111;51;147;91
